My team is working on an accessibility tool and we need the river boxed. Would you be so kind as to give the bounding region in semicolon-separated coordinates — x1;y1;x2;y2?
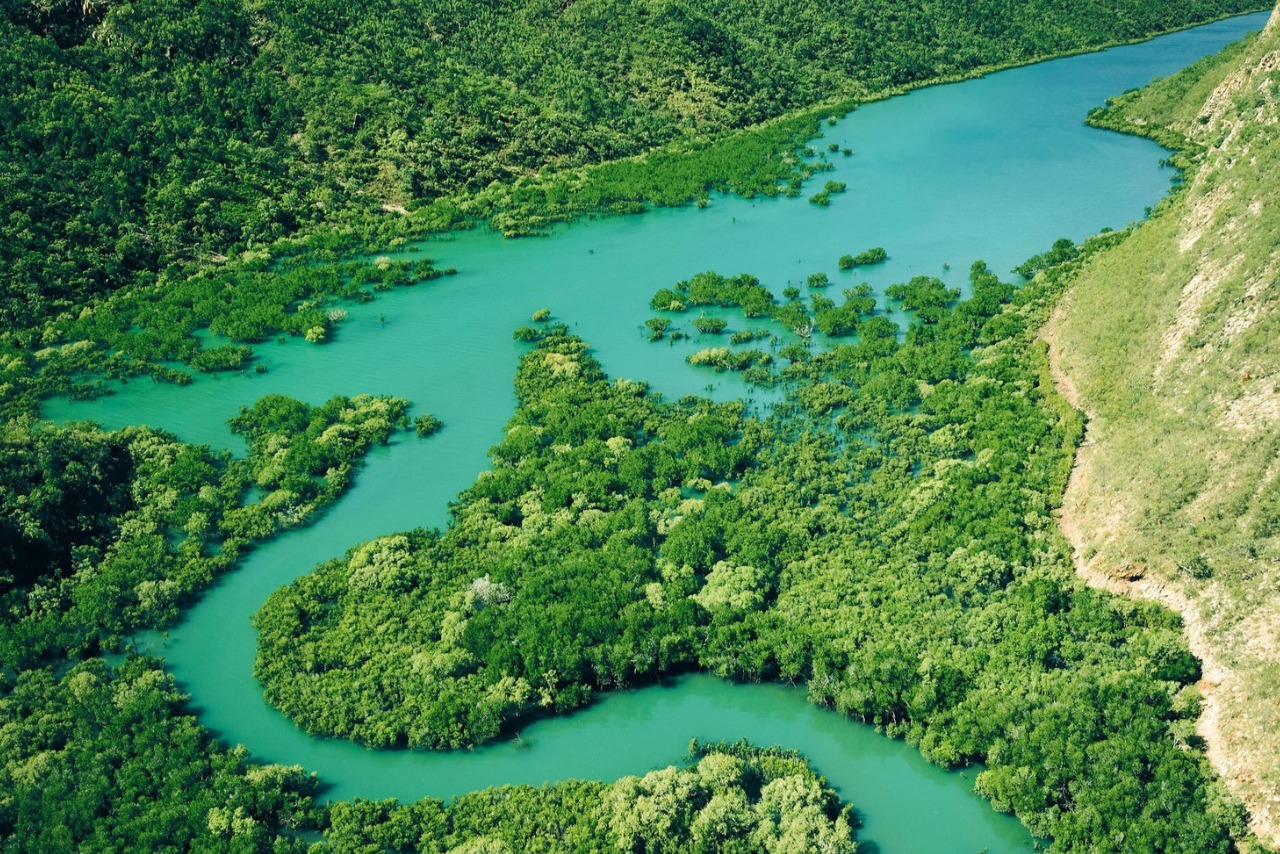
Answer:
47;12;1271;852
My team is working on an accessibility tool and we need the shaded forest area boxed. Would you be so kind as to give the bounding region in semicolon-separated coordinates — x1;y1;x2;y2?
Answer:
254;253;1247;850
0;0;1260;330
0;0;1261;422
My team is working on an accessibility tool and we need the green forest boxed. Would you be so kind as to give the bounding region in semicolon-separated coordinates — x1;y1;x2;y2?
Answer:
1;0;1273;851
0;0;1262;419
252;251;1245;851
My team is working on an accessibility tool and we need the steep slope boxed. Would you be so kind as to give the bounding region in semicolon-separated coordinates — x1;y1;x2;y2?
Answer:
1044;6;1280;845
0;0;1262;330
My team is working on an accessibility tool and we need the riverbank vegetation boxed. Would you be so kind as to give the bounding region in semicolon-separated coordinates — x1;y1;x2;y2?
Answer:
254;337;756;748
1046;10;1280;844
0;654;322;852
0;0;1264;421
0;394;411;669
6;0;1257;321
3;3;1276;851
254;248;1250;849
840;247;889;268
318;741;855;853
0;393;419;849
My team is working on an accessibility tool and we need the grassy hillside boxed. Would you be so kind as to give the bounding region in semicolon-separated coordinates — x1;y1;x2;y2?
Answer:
1044;7;1280;845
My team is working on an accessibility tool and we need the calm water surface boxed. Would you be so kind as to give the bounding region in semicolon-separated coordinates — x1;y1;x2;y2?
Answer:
49;13;1270;852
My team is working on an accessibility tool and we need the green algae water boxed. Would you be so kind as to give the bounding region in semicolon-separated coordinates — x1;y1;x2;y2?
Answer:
47;12;1271;851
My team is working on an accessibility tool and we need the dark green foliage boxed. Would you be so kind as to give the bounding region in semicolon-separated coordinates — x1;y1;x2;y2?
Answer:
4;0;1249;335
885;275;960;323
415;414;444;437
0;251;450;418
0;656;318;853
0;422;135;598
227;394;408;505
654;271;778;318
255;242;1246;849
814;284;878;337
771;300;813;336
780;343;813;363
254;334;756;748
0;0;1257;420
0;393;407;669
645;317;673;340
66;255;447;364
1013;236;1080;278
685;272;777;318
650;288;689;312
730;328;771;345
693;316;729;334
190;345;254;373
513;324;547;342
847;247;889;267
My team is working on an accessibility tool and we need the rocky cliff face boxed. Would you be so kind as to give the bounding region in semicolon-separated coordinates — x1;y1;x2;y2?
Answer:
1045;6;1280;847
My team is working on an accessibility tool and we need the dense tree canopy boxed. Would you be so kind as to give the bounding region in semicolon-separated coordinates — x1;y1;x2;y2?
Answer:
0;2;1269;850
253;249;1246;850
0;393;411;669
0;0;1259;331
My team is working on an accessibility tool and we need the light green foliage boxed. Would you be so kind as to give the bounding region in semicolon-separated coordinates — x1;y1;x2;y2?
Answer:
646;317;674;340
1013;237;1078;278
316;743;852;853
0;251;449;417
655;271;778;317
814;283;877;337
190;344;255;373
692;561;774;613
693;316;730;334
810;180;848;206
688;347;774;372
849;247;888;266
884;275;960;324
415;413;444;437
730;328;772;345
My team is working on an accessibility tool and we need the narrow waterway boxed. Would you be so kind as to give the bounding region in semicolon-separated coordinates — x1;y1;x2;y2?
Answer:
49;12;1271;851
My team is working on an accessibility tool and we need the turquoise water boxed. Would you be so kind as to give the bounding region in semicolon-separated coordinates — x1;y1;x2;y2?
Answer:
48;12;1270;852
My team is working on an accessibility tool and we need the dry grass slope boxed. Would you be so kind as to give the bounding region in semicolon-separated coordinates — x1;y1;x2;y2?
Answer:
1044;7;1280;847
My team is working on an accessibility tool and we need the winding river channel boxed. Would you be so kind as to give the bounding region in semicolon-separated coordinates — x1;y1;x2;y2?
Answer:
48;12;1270;851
